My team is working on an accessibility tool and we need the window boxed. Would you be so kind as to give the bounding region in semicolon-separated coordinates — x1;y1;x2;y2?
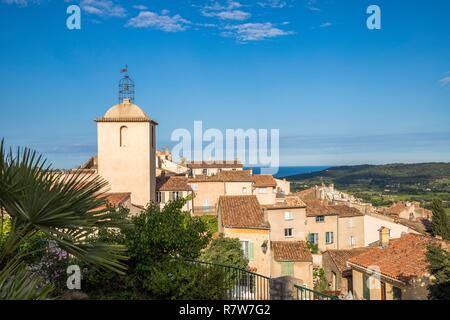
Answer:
242;187;248;194
308;233;319;244
191;183;198;191
156;192;162;203
203;198;209;207
325;232;334;244
240;241;254;260
363;274;370;300
315;215;325;223
280;262;294;276
284;228;293;237
202;168;208;175
119;126;128;147
348;236;356;247
151;125;155;148
284;211;293;220
258;188;267;194
393;286;402;300
171;191;181;201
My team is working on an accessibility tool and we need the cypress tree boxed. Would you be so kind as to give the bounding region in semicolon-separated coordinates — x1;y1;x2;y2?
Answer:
431;199;450;240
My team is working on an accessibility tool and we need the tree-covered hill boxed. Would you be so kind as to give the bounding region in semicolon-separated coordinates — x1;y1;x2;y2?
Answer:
285;163;450;209
286;163;450;189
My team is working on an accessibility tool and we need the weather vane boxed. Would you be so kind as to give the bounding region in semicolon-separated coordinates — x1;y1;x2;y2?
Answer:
119;64;135;103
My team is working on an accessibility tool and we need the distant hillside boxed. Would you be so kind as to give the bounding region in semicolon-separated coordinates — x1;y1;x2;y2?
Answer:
285;163;450;192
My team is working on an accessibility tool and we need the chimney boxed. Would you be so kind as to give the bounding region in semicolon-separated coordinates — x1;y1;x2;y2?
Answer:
378;227;390;248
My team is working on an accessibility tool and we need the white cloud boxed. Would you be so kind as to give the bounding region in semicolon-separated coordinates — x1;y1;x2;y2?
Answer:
257;0;287;8
221;22;294;42
132;4;148;11
306;0;320;11
126;11;191;32
204;1;242;11
204;9;250;20
202;1;250;21
320;22;332;28
439;76;450;87
80;0;126;18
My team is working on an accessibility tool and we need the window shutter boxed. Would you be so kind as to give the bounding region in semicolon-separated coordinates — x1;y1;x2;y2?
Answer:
281;262;294;276
161;192;166;203
248;242;254;260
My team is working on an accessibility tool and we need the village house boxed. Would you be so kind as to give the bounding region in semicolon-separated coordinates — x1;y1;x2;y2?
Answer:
271;241;314;288
378;201;432;221
303;200;339;251
217;195;314;288
188;170;254;215
261;196;307;242
322;248;368;294
347;229;447;300
187;160;243;176
253;174;277;205
363;211;421;246
155;175;193;212
217;195;272;277
97;192;142;216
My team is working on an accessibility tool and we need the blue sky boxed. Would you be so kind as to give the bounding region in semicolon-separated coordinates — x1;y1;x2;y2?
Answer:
0;0;449;168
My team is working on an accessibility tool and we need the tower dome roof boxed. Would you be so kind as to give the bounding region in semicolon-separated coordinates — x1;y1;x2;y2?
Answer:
103;98;149;119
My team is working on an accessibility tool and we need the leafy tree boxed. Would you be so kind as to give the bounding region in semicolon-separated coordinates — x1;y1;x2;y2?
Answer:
124;199;214;299
200;234;248;269
313;268;329;292
82;198;236;299
0;139;127;299
426;245;450;300
431;199;450;240
198;215;218;235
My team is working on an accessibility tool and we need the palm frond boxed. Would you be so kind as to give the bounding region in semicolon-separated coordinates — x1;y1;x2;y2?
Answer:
0;257;53;300
0;139;128;274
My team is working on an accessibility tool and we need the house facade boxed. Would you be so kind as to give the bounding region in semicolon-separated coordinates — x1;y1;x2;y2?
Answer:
155;175;193;212
348;230;447;300
187;160;243;176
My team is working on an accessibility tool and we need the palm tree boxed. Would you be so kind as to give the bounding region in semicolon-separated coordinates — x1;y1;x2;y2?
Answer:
0;139;128;299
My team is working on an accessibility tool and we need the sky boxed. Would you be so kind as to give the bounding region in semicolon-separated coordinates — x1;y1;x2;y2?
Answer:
0;0;449;168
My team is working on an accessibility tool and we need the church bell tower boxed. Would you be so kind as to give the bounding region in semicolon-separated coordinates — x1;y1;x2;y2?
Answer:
96;67;157;206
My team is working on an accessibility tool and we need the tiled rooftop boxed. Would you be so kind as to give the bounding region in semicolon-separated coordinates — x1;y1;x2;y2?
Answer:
218;195;270;229
186;160;243;169
348;233;447;283
253;174;277;188
156;176;192;191
272;241;313;262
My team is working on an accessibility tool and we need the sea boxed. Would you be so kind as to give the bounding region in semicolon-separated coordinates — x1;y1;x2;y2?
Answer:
244;166;329;179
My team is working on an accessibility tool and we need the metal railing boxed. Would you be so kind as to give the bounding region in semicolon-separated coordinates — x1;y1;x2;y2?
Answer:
188;260;271;300
295;285;339;300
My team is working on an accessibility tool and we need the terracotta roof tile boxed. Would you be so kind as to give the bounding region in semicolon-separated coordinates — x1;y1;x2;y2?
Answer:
218;195;269;229
261;195;306;209
188;170;253;183
348;234;447;283
272;241;313;262
303;199;338;217
326;248;369;273
303;199;363;217
187;160;243;169
253;174;277;188
330;205;364;217
292;188;317;200
96;192;131;210
156;176;192;191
